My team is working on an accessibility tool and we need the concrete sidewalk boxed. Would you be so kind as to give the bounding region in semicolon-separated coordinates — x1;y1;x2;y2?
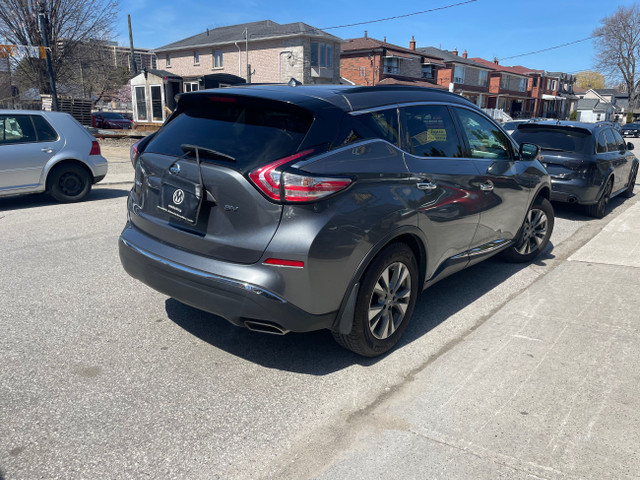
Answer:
305;200;640;480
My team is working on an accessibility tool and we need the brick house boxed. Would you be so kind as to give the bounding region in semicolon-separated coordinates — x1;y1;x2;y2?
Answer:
467;58;531;118
416;46;494;107
509;67;577;119
340;34;445;88
153;19;342;89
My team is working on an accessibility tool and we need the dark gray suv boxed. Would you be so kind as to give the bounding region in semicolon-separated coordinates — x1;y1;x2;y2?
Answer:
119;85;553;356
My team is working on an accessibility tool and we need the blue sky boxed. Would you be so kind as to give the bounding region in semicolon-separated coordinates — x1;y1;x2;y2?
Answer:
116;0;637;76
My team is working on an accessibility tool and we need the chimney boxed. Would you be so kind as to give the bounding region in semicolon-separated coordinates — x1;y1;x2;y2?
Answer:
409;36;416;50
494;57;499;65
383;36;387;43
364;30;368;39
453;47;458;56
462;49;467;59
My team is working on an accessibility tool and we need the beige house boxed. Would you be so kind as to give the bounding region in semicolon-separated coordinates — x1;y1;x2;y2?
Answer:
153;19;342;89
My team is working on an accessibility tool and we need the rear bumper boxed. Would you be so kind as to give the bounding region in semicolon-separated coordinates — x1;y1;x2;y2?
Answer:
549;177;600;205
118;224;336;333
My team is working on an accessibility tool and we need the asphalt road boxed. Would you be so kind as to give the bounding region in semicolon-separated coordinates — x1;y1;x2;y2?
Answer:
0;139;638;479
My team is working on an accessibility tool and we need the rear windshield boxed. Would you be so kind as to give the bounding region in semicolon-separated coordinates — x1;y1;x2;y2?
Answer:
512;126;591;153
145;94;314;170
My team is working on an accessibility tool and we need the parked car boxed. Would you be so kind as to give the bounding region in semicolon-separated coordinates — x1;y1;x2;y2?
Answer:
512;121;638;218
91;111;133;129
502;119;533;135
0;110;108;202
622;122;640;137
119;85;554;357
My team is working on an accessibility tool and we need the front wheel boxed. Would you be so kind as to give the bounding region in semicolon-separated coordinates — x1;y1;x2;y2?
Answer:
501;198;554;263
332;243;418;357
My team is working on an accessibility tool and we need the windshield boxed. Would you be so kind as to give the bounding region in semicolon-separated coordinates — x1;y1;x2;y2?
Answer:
144;94;314;171
512;126;591;153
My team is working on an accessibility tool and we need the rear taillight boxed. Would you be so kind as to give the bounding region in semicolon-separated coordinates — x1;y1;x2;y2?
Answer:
89;141;101;156
130;140;141;167
249;150;352;203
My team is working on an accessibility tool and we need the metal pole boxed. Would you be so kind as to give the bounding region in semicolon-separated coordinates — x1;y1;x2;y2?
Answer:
128;15;138;76
245;27;250;83
38;1;58;111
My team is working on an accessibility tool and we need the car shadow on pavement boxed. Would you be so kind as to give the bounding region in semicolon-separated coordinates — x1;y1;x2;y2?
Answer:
551;194;629;220
0;187;129;212
165;244;555;375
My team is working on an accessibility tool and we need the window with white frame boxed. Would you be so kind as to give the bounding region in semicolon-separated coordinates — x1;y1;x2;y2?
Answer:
422;63;434;80
213;49;223;68
454;65;465;83
551;79;557;91
478;70;488;87
183;81;199;92
359;66;366;77
194;51;200;65
310;42;333;68
384;57;399;74
166;54;171;67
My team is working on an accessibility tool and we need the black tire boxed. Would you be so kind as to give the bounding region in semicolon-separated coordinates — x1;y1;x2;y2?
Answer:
622;164;637;198
586;177;613;218
48;164;92;203
501;197;554;263
332;243;418;357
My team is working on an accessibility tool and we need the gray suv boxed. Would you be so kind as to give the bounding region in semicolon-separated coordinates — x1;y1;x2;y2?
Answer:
119;85;553;356
0;110;108;202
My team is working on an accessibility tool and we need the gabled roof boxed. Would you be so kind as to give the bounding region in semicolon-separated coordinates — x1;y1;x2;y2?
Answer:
592;88;619;96
416;47;495;70
577;98;599;110
155;20;341;53
468;58;529;76
341;37;444;65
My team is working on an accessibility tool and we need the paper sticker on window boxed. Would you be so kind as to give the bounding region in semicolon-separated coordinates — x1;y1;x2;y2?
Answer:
427;129;447;142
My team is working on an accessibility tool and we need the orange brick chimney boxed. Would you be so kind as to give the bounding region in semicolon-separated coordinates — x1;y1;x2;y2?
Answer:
453;47;458;56
409;36;416;50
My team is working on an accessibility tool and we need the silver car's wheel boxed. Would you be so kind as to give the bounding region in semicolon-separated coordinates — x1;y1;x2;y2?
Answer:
332;243;418;357
367;261;412;340
513;207;549;256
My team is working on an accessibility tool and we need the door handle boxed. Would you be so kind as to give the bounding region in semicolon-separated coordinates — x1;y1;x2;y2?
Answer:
41;148;53;153
416;182;437;191
480;181;494;192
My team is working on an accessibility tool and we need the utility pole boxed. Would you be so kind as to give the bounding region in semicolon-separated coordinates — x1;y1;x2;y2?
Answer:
38;1;58;111
128;15;138;76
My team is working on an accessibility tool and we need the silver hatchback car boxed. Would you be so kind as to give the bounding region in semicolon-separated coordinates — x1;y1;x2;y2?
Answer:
0;110;108;202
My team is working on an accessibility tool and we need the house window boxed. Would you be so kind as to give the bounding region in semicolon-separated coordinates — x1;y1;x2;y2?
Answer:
518;78;527;92
194;51;200;65
532;77;538;87
310;42;333;68
547;79;551;90
384;57;399;74
422;64;434;80
551;80;557;91
166;54;171;68
454;65;465;83
213;49;223;68
359;66;366;77
183;81;199;92
478;70;488;87
500;74;510;90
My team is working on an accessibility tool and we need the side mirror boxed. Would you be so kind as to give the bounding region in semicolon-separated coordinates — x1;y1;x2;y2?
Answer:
627;142;634;151
519;142;539;161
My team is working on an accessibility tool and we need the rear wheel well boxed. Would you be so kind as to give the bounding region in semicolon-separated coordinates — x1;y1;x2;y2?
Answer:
46;160;94;190
380;233;426;288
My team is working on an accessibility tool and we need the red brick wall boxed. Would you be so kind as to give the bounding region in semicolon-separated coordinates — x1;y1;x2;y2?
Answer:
437;67;452;87
340;53;382;86
489;74;501;94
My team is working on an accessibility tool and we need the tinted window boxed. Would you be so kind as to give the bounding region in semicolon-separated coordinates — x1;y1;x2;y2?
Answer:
101;112;126;119
454;108;511;160
595;131;607;153
145;95;313;170
0;115;36;145
512;126;591;153
32;115;58;142
612;129;626;150
338;108;399;147
400;104;462;157
604;129;618;151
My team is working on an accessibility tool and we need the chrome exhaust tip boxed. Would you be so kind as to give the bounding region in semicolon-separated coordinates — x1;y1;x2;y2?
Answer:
244;320;289;335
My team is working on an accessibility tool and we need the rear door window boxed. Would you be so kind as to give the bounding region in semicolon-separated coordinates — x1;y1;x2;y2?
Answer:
595;131;607;153
400;104;462;157
144;94;314;171
612;129;626;151
453;108;512;160
604;129;618;151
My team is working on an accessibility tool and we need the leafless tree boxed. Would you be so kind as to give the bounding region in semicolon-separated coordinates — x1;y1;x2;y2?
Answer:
0;0;119;94
594;5;640;111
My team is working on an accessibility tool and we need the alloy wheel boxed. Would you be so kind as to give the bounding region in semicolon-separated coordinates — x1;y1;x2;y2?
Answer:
514;207;549;255
368;261;411;340
597;180;613;217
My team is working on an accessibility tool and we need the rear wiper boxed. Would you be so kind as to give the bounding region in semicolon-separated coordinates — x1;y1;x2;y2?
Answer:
180;144;236;162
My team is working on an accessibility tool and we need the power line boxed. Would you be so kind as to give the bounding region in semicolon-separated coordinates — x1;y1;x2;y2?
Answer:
319;0;478;30
499;35;600;61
